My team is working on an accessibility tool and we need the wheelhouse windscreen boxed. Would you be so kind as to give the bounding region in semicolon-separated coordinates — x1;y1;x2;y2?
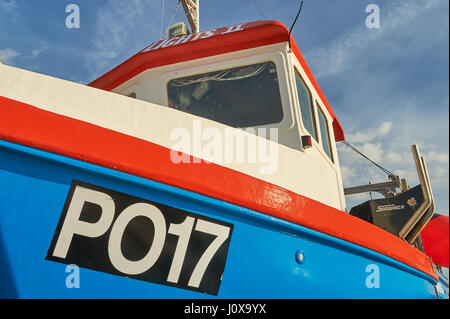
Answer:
167;61;283;128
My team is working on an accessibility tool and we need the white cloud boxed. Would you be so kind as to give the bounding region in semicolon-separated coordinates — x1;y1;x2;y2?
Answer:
358;142;384;163
0;48;19;64
429;165;449;184
305;0;446;78
30;47;47;58
0;0;17;13
384;151;405;164
0;0;19;23
425;151;449;164
86;0;161;78
347;122;393;143
0;46;46;67
340;165;356;185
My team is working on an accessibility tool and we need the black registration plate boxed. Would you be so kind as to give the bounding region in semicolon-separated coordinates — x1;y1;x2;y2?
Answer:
47;180;234;295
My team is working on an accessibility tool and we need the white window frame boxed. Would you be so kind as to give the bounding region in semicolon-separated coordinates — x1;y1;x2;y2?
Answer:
293;68;319;142
316;100;335;163
160;51;295;131
291;62;337;167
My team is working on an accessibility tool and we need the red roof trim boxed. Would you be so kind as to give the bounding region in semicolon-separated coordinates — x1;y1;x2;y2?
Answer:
88;21;286;91
0;96;436;281
88;20;345;141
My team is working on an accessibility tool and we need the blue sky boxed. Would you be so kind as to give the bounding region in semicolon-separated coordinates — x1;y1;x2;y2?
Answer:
1;0;448;216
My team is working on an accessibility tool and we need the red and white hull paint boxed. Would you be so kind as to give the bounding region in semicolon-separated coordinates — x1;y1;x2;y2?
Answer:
0;63;438;283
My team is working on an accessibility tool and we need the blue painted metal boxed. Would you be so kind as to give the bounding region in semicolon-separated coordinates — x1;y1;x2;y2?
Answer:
0;139;440;298
295;250;305;265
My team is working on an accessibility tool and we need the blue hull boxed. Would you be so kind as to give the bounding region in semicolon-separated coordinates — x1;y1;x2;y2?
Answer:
0;140;440;298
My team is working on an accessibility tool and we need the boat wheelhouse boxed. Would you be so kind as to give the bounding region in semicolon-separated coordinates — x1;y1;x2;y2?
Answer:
90;20;347;212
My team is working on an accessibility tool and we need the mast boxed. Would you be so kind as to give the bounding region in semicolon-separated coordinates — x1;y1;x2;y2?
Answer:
180;0;199;33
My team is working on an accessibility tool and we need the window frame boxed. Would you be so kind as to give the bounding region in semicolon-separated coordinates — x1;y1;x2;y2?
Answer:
293;69;318;142
119;83;140;99
316;101;335;163
166;60;284;128
161;51;295;131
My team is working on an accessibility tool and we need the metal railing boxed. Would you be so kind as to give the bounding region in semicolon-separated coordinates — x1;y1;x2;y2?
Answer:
399;145;436;243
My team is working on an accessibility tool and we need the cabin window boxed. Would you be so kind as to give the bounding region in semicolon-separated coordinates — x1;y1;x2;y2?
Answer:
317;105;334;162
295;71;317;141
167;61;283;128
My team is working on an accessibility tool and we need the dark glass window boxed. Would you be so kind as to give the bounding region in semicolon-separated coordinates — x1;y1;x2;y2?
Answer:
295;71;317;141
317;105;334;162
167;62;283;127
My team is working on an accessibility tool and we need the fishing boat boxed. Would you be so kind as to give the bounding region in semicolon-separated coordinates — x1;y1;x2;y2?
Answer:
0;1;448;299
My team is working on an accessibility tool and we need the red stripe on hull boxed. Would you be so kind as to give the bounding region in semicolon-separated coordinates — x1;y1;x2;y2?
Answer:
0;96;435;281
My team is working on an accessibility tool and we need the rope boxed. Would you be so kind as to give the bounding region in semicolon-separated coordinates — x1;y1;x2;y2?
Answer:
341;140;397;178
169;63;268;86
160;0;165;40
251;0;266;20
167;0;181;31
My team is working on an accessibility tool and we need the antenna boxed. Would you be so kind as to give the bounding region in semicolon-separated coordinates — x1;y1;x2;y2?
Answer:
180;0;200;33
288;1;304;51
251;0;266;20
160;0;165;40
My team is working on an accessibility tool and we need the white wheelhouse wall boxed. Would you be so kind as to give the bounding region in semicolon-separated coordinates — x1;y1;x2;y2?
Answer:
113;44;347;211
